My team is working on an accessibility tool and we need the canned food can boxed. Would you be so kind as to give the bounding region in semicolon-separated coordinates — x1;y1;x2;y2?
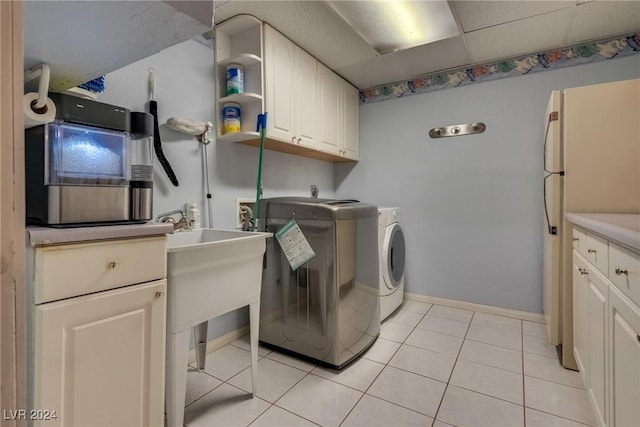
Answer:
223;103;241;134
226;64;244;95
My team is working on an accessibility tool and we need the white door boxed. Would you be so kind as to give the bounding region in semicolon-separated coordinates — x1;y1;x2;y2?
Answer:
608;285;640;427
587;269;608;427
264;26;295;143
34;280;166;427
543;90;563;346
564;79;640;214
341;82;359;160
294;45;317;149
573;251;589;379
317;63;341;155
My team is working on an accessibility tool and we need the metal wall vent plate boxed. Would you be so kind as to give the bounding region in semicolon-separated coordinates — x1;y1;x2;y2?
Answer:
429;122;486;139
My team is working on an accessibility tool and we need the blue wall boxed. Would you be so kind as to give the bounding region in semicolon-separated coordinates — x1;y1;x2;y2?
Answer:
99;39;335;340
336;55;640;313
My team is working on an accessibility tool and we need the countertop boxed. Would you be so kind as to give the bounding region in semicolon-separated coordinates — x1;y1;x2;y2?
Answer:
27;222;174;247
566;213;640;252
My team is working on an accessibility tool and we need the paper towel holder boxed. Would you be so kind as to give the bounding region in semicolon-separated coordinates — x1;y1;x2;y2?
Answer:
23;64;51;112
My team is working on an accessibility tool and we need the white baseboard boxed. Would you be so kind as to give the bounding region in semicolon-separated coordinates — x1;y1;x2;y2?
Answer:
404;292;545;323
187;325;250;364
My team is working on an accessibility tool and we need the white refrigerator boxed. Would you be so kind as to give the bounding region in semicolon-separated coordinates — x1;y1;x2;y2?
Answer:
542;78;640;370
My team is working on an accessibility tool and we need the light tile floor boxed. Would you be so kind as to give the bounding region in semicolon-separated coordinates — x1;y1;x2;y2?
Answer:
182;301;595;427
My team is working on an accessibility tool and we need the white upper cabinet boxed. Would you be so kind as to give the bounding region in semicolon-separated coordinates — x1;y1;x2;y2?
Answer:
317;63;359;161
264;25;317;150
264;25;294;142
293;45;318;149
217;19;358;162
317;63;342;156
342;82;360;160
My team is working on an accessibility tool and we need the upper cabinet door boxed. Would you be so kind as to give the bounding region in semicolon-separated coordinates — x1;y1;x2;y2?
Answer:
342;82;359;161
294;46;317;149
264;26;295;142
317;63;341;155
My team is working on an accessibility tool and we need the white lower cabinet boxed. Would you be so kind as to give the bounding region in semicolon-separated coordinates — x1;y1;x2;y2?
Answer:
34;280;166;427
573;249;608;427
587;267;608;427
608;285;640;427
28;234;167;427
573;251;589;377
572;225;640;427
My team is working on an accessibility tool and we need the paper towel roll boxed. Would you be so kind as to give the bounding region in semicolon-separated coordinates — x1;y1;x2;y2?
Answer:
23;92;56;129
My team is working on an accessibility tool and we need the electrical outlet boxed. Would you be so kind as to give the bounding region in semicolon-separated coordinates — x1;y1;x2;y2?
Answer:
235;198;256;229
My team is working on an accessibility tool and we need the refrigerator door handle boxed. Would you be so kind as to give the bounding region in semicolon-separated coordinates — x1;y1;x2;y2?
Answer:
543;110;562;235
543;173;557;235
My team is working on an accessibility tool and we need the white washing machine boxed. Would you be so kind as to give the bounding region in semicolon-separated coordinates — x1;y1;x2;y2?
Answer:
378;207;406;321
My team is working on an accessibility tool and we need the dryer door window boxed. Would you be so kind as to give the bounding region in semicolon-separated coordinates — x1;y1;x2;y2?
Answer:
383;223;405;290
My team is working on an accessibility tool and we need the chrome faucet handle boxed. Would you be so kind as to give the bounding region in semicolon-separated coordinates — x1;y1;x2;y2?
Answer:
156;209;190;231
156;209;186;222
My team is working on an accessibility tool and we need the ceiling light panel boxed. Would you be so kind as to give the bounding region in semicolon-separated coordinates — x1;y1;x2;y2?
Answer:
327;0;460;55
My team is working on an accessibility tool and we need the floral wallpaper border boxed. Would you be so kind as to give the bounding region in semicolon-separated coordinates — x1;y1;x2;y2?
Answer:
359;32;640;104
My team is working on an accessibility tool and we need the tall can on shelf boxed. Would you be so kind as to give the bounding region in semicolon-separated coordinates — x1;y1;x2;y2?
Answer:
223;103;241;134
226;64;244;95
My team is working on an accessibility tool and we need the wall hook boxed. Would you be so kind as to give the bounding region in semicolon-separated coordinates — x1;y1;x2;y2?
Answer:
429;122;486;139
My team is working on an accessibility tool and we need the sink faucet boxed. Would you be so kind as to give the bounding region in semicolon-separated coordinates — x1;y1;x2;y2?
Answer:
156;209;190;231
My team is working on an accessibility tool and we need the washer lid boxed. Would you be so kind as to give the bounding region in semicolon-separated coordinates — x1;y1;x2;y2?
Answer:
382;223;405;290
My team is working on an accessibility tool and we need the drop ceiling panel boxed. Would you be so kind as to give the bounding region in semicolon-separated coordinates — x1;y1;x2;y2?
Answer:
567;1;640;44
215;0;377;71
336;36;471;88
465;7;574;63
450;0;576;32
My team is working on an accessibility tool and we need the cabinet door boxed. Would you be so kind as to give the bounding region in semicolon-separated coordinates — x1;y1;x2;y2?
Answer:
294;45;317;149
588;268;608;427
608;285;640;427
341;82;359;160
573;251;589;380
264;26;295;142
317;63;341;155
34;280;166;427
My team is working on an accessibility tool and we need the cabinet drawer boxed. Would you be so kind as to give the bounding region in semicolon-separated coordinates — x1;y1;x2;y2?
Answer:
573;227;587;256
609;242;640;307
586;232;608;274
34;236;167;304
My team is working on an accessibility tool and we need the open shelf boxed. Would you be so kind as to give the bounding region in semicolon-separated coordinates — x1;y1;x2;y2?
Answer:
217;131;261;144
217;53;261;69
218;93;263;105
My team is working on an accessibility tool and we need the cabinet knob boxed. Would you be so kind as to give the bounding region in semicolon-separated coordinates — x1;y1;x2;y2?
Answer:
614;267;628;276
108;260;120;269
578;268;588;276
155;291;165;298
291;136;296;144
297;138;301;144
572;237;580;242
587;248;596;254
